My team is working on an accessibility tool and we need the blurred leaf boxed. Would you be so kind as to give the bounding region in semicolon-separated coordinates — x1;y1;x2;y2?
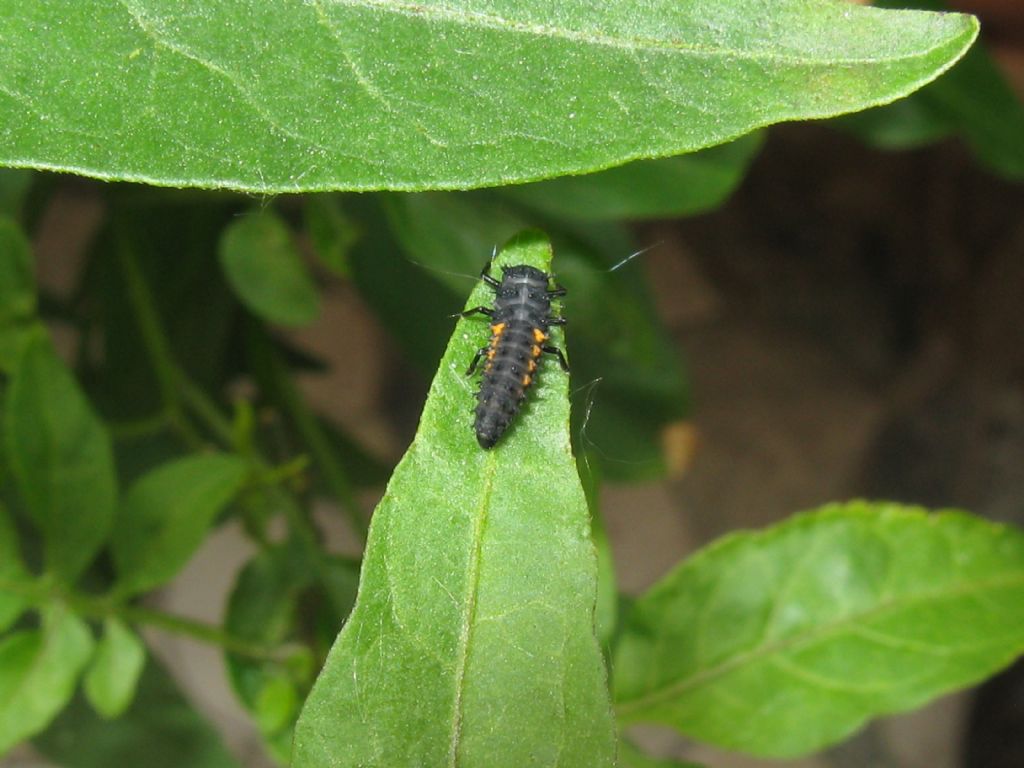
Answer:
254;675;297;736
836;91;955;149
111;454;249;595
0;606;94;755
579;459;617;651
500;134;764;220
226;540;358;763
4;335;117;582
613;502;1024;758
619;739;705;768
34;656;241;768
0;218;33;319
0;170;32;217
219;210;320;327
0;2;976;191
293;232;614;767
305;195;359;277
840;0;1024;178
0;217;38;372
83;617;146;719
553;229;689;482
0;502;30;633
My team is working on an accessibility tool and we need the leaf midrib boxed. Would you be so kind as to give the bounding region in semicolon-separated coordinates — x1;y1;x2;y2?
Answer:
447;451;497;766
125;0;968;68
614;571;1024;717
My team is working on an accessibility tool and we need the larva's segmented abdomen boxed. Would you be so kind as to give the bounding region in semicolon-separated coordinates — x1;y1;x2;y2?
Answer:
470;264;560;449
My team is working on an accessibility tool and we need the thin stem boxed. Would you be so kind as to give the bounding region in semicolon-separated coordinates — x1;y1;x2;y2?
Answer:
176;370;236;448
115;226;203;448
0;576;289;663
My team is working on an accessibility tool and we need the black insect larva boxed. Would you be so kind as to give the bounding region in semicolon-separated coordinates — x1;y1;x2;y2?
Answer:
460;258;569;449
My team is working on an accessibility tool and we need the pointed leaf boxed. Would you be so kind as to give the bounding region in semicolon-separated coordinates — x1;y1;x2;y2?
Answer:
0;170;32;217
0;217;38;372
613;502;1024;758
305;196;359;277
219;210;320;326
0;1;976;191
293;231;615;767
4;335;117;582
0;607;95;755
112;454;249;596
0;502;30;633
0;217;34;320
84;617;147;719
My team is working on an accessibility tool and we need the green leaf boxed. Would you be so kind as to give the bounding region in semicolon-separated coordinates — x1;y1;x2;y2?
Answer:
219;210;321;326
0;170;33;217
111;454;249;596
613;502;1024;758
305;195;359;277
224;541;309;747
34;656;242;768
226;539;357;763
852;0;1024;178
83;617;147;719
0;606;95;756
0;502;30;633
579;460;617;651
500;134;764;220
0;2;976;191
0;218;38;372
293;231;615;767
836;91;955;150
4;335;117;582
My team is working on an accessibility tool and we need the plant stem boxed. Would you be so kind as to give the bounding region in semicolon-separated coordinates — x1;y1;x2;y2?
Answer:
176;369;236;448
0;576;290;663
115;226;203;448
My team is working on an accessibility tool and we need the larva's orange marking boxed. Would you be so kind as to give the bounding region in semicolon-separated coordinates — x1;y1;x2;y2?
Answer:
461;260;569;448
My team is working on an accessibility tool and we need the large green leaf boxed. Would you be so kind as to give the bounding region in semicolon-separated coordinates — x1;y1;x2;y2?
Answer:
0;606;95;756
0;2;976;191
34;656;242;768
4;335;117;582
613;502;1024;758
111;453;249;596
293;231;615;767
